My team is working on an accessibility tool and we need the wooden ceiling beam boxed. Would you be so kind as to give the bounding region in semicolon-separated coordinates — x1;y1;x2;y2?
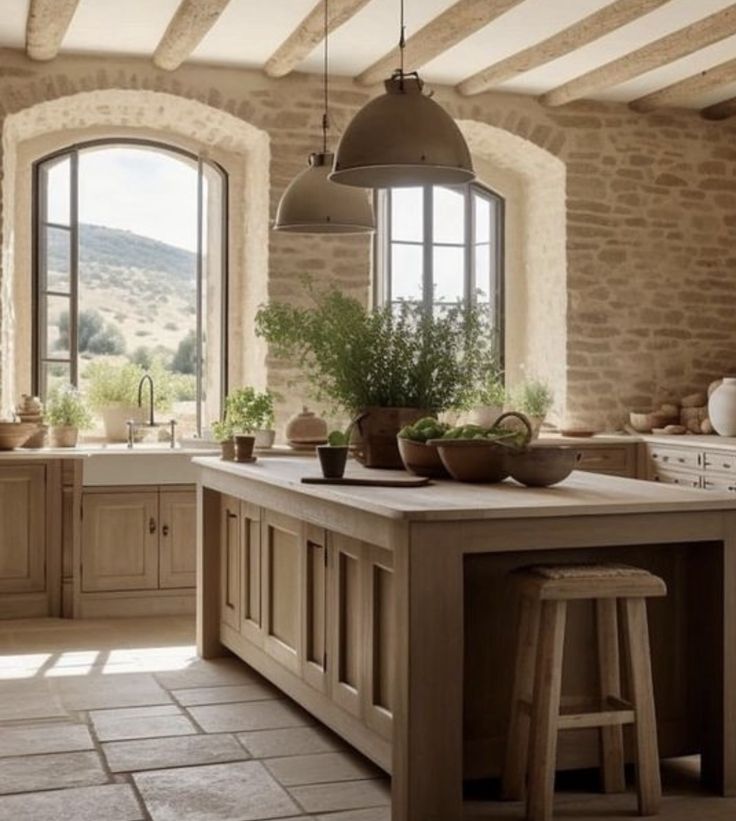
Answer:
540;3;736;107
355;0;522;87
456;0;670;97
701;96;736;120
26;0;79;61
264;0;373;79
630;57;736;112
153;0;231;72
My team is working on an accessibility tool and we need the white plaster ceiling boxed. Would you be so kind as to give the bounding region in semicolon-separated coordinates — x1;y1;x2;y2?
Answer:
2;0;736;109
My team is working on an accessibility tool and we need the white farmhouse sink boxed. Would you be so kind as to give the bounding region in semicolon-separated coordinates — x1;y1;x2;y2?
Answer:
82;444;218;486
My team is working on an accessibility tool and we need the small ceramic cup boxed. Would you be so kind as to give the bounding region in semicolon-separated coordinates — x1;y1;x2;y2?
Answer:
234;434;256;462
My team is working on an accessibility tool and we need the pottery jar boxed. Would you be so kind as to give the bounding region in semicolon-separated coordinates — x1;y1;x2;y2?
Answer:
708;377;736;436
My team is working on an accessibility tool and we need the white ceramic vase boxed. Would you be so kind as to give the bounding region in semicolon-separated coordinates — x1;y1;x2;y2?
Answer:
253;429;275;449
708;377;736;436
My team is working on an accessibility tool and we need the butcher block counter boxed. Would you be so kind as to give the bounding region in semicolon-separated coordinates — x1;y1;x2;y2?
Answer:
195;456;736;821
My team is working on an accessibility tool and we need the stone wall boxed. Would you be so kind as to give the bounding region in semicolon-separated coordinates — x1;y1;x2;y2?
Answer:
0;48;734;430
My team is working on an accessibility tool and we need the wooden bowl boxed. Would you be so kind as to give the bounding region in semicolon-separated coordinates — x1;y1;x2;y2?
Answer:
430;439;510;484
0;422;37;450
506;445;581;487
397;437;449;479
629;410;668;433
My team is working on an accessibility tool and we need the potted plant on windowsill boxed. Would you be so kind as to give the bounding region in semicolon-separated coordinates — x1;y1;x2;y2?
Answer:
222;387;276;449
255;285;495;469
212;420;235;461
471;373;507;428
46;384;92;448
508;379;554;439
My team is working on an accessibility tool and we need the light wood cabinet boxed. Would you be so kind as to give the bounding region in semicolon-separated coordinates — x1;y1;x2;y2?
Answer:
0;465;46;594
645;441;736;494
159;490;197;589
577;444;637;477
219;494;241;631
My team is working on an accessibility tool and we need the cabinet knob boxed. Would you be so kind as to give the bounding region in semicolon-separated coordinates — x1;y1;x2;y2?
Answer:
162;524;170;537
149;517;156;534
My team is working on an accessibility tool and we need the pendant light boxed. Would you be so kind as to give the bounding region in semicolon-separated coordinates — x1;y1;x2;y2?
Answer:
330;0;475;188
273;0;374;233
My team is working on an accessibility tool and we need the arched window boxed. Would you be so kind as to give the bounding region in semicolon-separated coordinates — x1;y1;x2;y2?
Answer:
33;139;227;437
375;182;504;359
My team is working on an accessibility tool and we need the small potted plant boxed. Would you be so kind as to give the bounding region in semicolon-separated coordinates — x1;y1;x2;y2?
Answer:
46;384;91;448
224;388;276;449
509;379;554;438
471;373;507;428
212;420;235;461
317;429;350;479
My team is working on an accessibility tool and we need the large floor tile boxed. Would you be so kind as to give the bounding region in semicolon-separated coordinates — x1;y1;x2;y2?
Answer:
90;704;197;742
288;779;391;814
155;658;260;690
0;750;108;795
0;684;67;722
133;761;302;821
317;810;390;821
238;727;344;759
172;681;278;706
188;700;310;733
103;733;249;772
265;752;380;787
0;722;93;757
52;672;171;710
0;783;143;821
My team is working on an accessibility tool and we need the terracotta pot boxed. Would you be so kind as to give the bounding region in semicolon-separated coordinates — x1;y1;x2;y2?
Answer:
709;377;736;436
317;445;348;478
234;434;256;462
397;437;449;479
50;426;78;448
351;407;430;469
220;440;235;461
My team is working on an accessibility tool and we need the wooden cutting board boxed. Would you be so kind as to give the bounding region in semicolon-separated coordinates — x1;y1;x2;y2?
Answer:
301;476;431;487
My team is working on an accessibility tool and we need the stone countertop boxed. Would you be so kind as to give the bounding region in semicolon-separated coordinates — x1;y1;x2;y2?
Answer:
194;455;736;522
0;444;219;461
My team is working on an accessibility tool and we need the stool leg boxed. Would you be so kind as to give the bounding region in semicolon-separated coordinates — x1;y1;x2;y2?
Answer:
502;595;542;801
621;597;661;816
596;598;627;794
527;600;567;821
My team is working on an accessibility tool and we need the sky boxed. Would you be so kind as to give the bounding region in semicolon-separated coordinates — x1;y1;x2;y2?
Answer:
77;146;200;252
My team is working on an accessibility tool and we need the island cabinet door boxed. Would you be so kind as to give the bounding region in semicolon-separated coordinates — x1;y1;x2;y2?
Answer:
81;492;159;592
0;464;46;594
220;494;241;632
159;490;196;589
261;509;303;673
239;501;263;645
302;524;328;693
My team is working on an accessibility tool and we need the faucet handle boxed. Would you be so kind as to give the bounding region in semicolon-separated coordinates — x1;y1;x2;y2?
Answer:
126;419;136;449
169;419;177;449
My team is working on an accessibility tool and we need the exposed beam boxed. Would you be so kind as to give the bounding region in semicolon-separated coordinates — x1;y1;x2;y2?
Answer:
630;57;736;112
540;3;736;107
701;96;736;121
456;0;670;97
264;0;373;79
153;0;231;72
26;0;79;61
356;0;522;87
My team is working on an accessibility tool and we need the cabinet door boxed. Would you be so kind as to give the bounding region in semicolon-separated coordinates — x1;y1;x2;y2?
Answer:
220;494;241;632
302;524;328;692
159;490;196;589
0;465;46;593
240;501;263;644
262;510;303;673
81;492;159;592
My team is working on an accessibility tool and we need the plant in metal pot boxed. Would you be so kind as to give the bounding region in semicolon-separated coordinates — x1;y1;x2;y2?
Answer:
222;387;276;448
255;284;495;468
46;384;91;448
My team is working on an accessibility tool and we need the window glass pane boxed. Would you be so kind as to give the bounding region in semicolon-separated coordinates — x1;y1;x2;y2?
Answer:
43;362;71;398
474;194;491;243
44;294;72;358
390;243;424;301
45;226;71;292
390;187;423;242
44;157;71;226
474;244;491;302
433;187;464;245
433;245;465;303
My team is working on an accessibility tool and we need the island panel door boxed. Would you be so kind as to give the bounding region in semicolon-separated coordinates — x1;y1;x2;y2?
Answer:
159;490;196;589
0;464;46;594
240;501;263;645
302;523;328;693
220;494;241;631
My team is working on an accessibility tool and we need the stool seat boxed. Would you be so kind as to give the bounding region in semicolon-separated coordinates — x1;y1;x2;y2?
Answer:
516;563;667;600
502;562;666;821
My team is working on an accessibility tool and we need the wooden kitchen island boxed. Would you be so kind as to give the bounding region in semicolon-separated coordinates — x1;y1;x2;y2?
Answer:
194;456;736;821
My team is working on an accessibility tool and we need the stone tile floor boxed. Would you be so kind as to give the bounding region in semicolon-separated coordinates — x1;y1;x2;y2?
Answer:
1;617;736;820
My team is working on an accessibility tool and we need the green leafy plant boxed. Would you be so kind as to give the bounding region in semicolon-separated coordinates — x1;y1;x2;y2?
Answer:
46;384;92;429
211;420;234;443
326;429;348;447
255;286;495;414
84;360;173;412
477;374;507;407
510;379;554;419
223;388;275;433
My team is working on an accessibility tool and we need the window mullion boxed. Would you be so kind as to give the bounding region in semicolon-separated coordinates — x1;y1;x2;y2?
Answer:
69;150;79;387
466;186;474;305
423;185;433;312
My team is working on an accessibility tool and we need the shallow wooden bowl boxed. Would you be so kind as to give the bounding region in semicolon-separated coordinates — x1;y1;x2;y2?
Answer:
430;439;510;484
397;437;449;479
506;445;581;487
0;422;37;450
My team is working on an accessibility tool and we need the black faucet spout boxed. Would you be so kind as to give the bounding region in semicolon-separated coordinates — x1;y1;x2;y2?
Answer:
137;375;155;427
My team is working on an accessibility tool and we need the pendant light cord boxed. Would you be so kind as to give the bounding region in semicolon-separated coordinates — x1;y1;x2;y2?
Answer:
322;0;329;154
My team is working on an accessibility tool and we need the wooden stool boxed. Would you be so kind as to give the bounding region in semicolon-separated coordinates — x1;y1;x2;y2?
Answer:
501;563;667;821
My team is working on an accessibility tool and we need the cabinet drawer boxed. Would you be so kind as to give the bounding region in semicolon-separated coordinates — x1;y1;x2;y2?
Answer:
648;444;701;472
651;468;701;489
702;475;736;493
577;446;633;476
703;450;736;476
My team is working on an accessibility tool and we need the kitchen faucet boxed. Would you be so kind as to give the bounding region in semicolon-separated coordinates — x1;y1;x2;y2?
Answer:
126;375;177;449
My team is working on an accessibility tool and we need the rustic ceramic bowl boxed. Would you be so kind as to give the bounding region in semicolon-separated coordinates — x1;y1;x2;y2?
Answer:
629;410;668;433
397;437;449;479
506;445;581;488
430;439;510;484
0;422;37;450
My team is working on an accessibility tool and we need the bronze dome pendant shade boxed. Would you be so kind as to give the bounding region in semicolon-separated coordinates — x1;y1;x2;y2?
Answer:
273;0;374;234
330;0;475;189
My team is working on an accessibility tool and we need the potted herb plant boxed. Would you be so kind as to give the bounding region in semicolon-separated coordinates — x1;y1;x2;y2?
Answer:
211;420;235;461
46;384;91;447
256;286;494;469
471;373;507;428
509;379;554;438
222;387;276;448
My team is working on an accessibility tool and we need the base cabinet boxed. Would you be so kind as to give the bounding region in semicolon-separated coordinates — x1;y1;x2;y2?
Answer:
0;465;46;596
646;442;736;493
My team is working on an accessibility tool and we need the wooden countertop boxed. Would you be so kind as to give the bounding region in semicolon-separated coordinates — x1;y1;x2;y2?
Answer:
194;455;736;522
